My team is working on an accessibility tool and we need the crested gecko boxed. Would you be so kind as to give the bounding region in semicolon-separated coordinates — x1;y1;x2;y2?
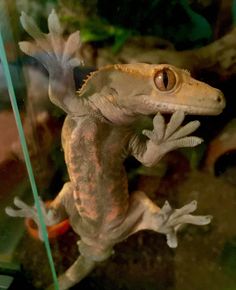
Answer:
6;10;225;290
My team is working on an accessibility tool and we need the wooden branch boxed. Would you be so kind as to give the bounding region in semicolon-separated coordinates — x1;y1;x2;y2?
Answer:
95;27;236;80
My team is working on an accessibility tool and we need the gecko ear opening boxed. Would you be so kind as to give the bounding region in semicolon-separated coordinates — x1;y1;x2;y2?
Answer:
154;68;176;92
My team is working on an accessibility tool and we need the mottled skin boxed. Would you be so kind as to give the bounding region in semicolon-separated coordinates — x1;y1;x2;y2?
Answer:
6;11;225;290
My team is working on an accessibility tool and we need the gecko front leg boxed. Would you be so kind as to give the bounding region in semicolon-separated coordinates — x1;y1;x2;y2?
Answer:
131;110;203;167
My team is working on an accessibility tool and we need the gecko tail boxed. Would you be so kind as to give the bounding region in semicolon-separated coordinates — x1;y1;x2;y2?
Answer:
19;10;83;73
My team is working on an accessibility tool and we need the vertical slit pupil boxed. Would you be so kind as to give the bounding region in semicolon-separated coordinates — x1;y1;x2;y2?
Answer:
163;70;169;88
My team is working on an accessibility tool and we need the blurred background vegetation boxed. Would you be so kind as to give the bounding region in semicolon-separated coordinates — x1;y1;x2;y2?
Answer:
3;0;235;51
2;2;236;290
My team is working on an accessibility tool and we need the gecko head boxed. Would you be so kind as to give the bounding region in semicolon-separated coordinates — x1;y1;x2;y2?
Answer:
149;64;225;115
110;63;225;117
83;63;225;125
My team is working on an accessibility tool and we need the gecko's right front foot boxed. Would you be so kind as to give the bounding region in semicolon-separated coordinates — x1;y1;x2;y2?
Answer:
19;10;82;73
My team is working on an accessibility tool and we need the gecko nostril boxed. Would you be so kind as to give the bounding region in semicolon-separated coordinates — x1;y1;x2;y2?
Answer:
217;96;222;103
215;92;224;103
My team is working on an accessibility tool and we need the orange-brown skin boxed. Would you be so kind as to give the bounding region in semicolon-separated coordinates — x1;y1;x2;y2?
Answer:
47;63;225;260
7;12;226;289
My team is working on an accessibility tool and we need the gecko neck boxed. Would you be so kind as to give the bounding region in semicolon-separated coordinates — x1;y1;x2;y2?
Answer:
85;95;138;125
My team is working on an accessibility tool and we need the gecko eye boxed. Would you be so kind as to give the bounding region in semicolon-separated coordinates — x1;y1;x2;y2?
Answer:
154;68;176;91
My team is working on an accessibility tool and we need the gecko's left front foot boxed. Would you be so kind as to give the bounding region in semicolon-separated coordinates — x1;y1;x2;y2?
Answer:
143;110;203;159
154;200;212;248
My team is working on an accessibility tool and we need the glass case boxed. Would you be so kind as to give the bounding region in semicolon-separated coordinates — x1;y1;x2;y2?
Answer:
0;1;236;290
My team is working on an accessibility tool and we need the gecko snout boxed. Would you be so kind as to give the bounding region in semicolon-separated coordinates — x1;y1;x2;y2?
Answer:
213;90;226;114
214;91;224;104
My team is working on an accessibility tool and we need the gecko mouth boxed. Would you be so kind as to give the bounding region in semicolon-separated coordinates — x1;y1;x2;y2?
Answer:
151;102;224;116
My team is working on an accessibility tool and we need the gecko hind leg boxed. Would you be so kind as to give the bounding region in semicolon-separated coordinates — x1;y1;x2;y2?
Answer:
152;200;212;248
127;191;212;248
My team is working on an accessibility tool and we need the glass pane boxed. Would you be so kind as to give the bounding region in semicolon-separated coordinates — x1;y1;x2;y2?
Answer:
0;1;58;289
0;1;236;290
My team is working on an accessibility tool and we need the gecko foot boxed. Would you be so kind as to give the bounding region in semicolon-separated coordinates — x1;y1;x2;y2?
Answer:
143;110;203;155
154;200;212;248
19;10;83;73
5;197;50;240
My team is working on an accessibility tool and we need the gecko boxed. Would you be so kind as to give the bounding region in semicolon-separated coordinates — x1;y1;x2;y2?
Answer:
6;10;225;290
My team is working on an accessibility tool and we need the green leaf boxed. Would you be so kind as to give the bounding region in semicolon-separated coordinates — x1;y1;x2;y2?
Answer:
220;237;236;279
179;143;206;170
